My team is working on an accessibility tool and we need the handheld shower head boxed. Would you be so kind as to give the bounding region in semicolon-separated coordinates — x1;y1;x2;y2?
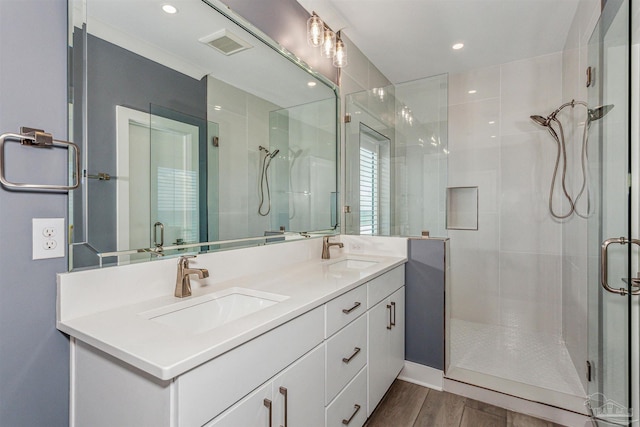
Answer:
269;149;280;159
588;104;614;122
530;115;550;126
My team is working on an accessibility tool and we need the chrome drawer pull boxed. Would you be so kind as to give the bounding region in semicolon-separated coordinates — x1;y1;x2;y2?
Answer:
342;347;361;364
342;404;361;425
390;301;396;326
342;301;361;314
264;398;272;427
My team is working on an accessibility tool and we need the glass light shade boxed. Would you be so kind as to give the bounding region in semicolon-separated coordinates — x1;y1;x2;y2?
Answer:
333;38;347;68
321;29;336;58
307;15;324;47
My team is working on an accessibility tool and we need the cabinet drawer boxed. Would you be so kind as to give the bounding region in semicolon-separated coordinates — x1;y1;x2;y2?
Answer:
325;284;367;337
325;315;367;404
367;266;404;308
325;366;367;427
178;307;324;427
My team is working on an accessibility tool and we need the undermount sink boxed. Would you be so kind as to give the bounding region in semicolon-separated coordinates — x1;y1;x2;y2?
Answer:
141;288;288;334
327;258;379;272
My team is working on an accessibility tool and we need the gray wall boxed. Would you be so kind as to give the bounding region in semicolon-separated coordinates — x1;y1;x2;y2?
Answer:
405;238;446;370
0;0;70;425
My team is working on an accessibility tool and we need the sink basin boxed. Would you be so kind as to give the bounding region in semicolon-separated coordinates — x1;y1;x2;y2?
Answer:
141;288;288;334
327;258;378;272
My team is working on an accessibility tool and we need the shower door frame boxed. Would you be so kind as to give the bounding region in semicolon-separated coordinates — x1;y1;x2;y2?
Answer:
586;0;636;425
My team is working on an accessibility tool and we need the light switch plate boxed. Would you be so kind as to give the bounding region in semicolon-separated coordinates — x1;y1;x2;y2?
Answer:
32;218;65;260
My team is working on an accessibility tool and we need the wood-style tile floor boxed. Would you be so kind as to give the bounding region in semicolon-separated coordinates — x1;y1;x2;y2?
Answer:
365;380;567;427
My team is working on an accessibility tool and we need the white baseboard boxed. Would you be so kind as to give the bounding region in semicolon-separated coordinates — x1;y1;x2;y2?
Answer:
397;361;444;391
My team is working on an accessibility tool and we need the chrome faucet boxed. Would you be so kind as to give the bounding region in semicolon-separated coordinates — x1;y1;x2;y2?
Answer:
321;235;344;260
175;255;209;298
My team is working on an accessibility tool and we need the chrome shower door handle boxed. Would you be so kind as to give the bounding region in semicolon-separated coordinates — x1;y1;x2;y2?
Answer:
153;221;164;248
601;237;640;295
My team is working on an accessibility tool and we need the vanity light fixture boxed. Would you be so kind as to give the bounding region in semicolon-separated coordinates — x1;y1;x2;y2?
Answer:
333;33;348;68
162;4;178;14
307;13;324;47
306;12;348;68
321;28;337;58
452;42;464;50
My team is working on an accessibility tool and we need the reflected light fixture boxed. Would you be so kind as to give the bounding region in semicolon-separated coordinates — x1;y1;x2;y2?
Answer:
307;81;317;87
468;89;477;94
452;42;464;50
162;4;178;14
307;13;324;47
306;12;348;68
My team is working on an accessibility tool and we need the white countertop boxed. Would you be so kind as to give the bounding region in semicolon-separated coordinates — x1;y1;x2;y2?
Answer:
57;249;406;380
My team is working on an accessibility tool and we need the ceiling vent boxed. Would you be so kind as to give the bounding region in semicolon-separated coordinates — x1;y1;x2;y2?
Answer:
199;29;252;56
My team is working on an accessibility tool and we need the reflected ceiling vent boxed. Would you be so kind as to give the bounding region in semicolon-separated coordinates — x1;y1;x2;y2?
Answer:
199;29;252;56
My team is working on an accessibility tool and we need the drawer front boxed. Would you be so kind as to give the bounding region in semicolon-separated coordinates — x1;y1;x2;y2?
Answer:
178;306;324;427
367;266;404;309
325;366;367;427
325;315;367;404
325;284;367;337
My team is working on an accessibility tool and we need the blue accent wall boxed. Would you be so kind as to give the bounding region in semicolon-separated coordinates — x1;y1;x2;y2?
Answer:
0;0;70;425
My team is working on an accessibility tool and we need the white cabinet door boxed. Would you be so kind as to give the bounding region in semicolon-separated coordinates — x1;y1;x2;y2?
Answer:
206;382;273;427
273;344;325;427
367;286;406;416
367;298;392;416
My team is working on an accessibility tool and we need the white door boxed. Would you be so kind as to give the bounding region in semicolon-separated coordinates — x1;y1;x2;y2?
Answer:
367;298;392;415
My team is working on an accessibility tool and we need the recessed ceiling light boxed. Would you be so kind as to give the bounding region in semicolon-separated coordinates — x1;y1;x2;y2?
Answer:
307;81;317;87
468;89;477;94
452;43;464;50
162;4;178;14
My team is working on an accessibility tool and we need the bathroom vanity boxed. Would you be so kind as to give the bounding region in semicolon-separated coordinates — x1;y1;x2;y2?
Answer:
57;236;407;426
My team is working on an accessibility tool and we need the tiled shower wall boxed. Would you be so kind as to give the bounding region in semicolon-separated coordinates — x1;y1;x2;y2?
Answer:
448;52;565;336
448;0;600;393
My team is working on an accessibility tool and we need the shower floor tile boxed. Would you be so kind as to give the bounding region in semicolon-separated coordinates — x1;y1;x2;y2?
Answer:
449;319;585;398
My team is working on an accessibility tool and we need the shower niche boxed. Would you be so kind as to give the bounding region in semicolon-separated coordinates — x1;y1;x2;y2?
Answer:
446;186;478;231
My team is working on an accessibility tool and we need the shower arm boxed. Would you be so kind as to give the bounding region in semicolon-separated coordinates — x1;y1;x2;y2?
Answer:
548;99;588;120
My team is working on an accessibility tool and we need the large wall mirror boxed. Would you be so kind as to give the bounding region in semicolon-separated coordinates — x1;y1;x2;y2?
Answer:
69;0;339;270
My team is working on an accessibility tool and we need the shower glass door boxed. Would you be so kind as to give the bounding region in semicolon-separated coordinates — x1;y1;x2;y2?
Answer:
586;0;634;424
150;105;207;251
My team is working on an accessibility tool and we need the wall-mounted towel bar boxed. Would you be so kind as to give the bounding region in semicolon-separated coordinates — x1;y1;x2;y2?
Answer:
0;127;80;192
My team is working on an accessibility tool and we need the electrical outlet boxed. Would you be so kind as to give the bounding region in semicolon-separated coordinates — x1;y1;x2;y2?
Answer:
33;218;65;260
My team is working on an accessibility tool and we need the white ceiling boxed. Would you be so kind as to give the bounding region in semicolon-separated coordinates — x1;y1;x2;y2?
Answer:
296;0;580;84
